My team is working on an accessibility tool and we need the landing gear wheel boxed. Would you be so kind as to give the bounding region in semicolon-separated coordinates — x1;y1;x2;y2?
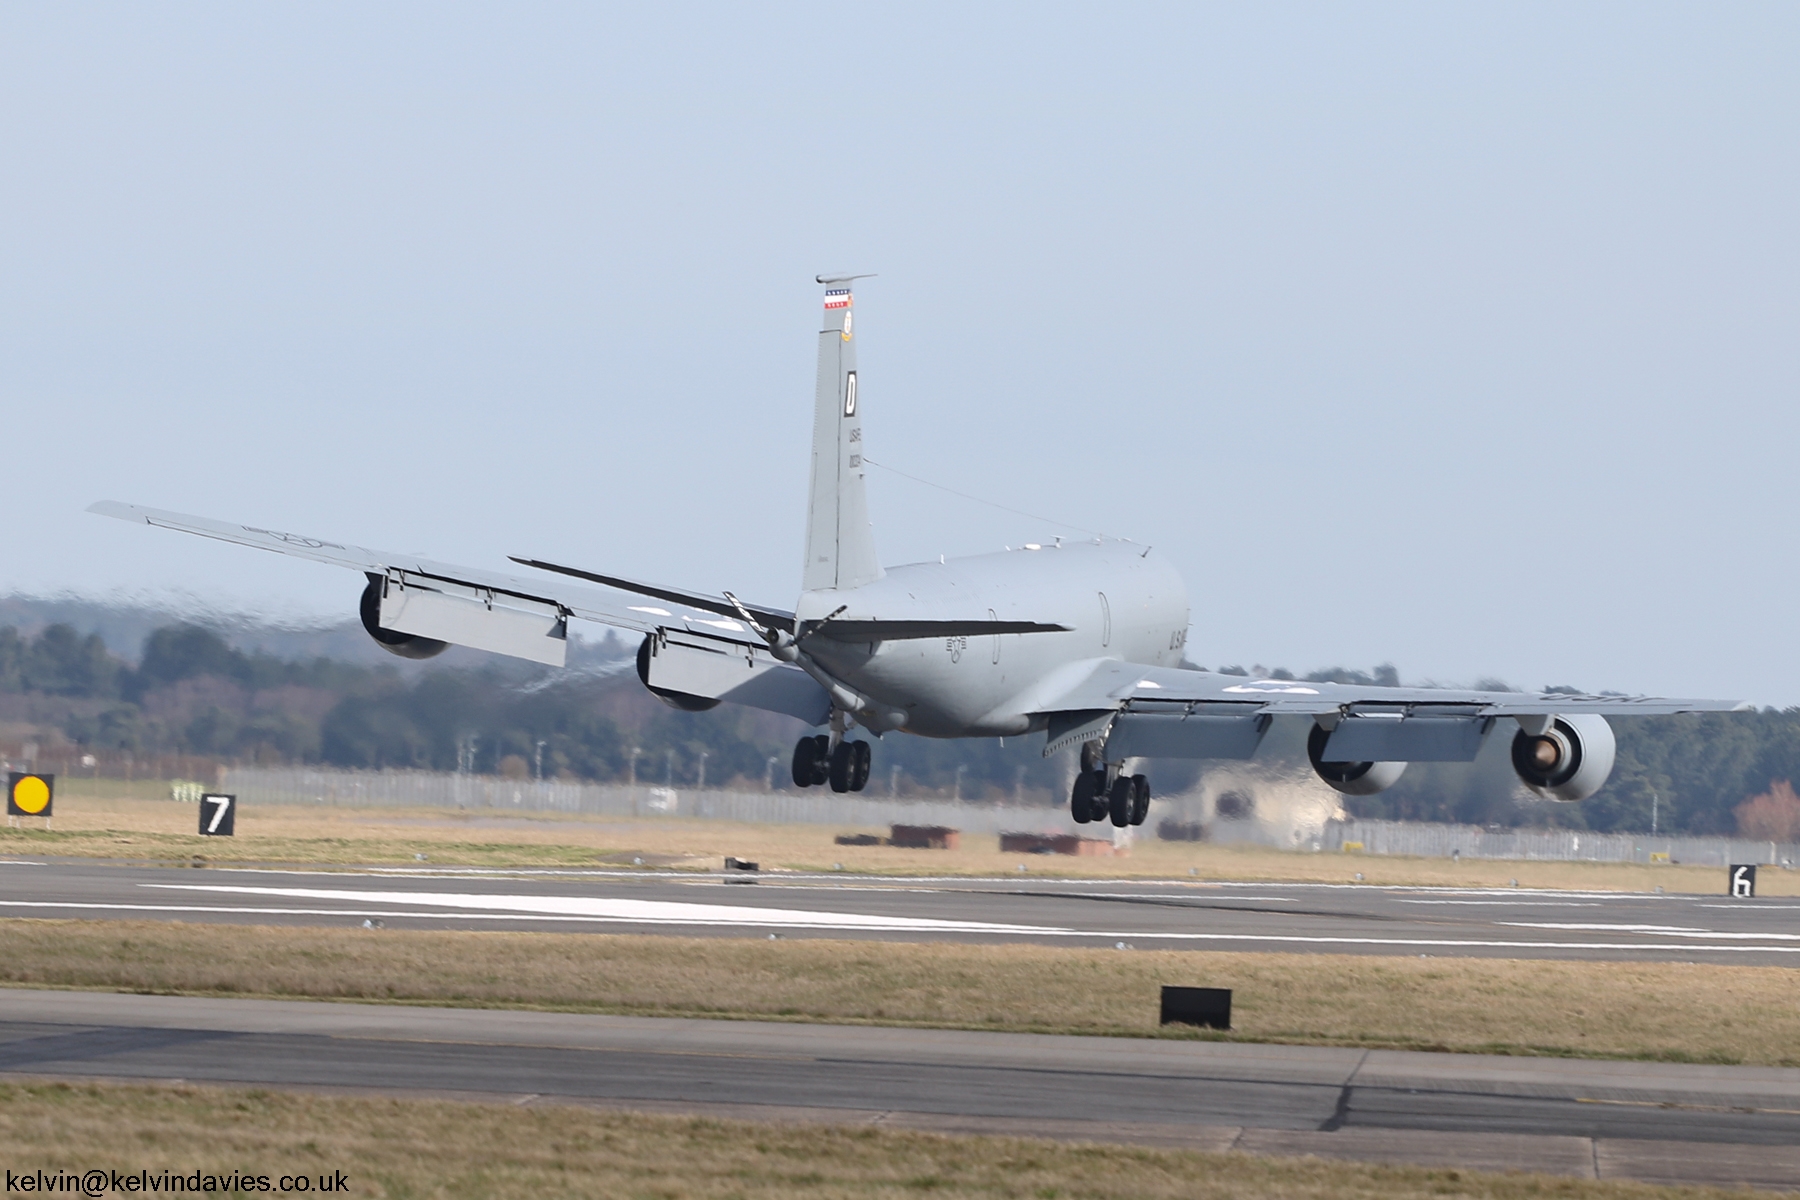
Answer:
849;741;872;792
1108;775;1134;827
810;735;830;785
791;736;822;788
1129;774;1150;826
1070;771;1096;823
828;741;854;793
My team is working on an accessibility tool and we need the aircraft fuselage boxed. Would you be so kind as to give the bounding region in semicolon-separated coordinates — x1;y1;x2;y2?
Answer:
798;539;1189;738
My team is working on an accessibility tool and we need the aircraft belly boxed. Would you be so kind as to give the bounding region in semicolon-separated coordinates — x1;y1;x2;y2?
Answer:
844;642;1016;737
838;633;1087;738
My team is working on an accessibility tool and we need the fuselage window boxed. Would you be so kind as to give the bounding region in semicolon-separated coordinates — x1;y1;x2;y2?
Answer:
1099;592;1111;648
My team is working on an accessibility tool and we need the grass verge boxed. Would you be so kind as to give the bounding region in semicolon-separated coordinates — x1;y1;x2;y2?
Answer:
12;791;1794;894
0;1078;1750;1199
3;920;1798;1065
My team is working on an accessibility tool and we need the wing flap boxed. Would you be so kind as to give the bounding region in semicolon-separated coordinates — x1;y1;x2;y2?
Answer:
378;578;568;668
1035;662;1745;758
1092;665;1747;718
1322;715;1493;763
643;631;831;725
1105;712;1271;760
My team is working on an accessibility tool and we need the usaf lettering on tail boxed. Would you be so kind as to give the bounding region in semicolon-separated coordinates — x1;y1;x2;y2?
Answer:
89;277;1747;828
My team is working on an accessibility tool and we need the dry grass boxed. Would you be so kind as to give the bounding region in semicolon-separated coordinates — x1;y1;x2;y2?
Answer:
3;920;1797;1066
14;788;1795;895
0;1078;1749;1199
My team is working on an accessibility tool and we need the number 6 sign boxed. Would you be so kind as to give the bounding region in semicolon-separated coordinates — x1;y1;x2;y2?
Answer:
199;793;236;837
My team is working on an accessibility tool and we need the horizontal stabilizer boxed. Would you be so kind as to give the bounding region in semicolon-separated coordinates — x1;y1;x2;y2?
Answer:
512;557;796;634
812;619;1071;642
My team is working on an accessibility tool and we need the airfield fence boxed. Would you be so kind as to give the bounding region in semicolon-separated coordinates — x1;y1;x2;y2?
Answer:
1317;818;1798;868
220;766;1070;836
217;767;1800;866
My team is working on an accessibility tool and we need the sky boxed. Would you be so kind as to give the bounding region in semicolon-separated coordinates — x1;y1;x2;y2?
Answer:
2;4;1797;703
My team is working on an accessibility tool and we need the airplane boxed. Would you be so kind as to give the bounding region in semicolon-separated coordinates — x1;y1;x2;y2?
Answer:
91;274;1745;827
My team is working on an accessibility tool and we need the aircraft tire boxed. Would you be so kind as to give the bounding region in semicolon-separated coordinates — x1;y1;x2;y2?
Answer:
1070;772;1095;823
850;741;872;792
1129;774;1150;826
1108;776;1133;827
790;738;817;788
810;735;831;786
828;741;854;793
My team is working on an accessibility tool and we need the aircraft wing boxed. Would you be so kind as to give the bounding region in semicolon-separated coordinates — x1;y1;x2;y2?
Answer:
1036;660;1748;759
87;502;770;661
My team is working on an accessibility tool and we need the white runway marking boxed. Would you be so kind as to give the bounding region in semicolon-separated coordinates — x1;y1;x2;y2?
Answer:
0;895;1796;954
1505;922;1800;940
1056;892;1300;903
0;901;732;922
1697;902;1800;909
1400;900;1602;907
142;884;1061;934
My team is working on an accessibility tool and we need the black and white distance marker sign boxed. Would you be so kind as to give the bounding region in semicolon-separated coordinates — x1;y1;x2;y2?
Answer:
1729;864;1757;898
198;793;236;837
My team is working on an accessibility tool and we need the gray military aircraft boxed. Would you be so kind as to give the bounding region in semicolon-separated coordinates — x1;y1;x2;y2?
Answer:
91;275;1743;826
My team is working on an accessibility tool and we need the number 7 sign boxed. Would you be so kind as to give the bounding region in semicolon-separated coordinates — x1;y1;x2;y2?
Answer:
199;793;236;837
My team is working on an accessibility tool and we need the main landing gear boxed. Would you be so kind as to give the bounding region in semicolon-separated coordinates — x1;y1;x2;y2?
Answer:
1070;745;1149;828
791;735;871;793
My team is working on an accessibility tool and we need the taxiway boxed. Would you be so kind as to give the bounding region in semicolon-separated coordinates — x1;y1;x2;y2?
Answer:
0;990;1795;1190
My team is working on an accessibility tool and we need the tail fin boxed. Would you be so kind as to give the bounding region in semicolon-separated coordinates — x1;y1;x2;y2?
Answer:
801;274;883;591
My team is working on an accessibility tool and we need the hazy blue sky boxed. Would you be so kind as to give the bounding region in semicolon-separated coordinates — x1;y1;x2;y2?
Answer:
3;5;1796;703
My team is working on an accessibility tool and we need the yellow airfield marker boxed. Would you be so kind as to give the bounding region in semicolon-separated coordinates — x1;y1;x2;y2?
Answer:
8;772;53;828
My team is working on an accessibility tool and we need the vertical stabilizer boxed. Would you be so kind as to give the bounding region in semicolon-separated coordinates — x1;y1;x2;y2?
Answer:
801;275;883;592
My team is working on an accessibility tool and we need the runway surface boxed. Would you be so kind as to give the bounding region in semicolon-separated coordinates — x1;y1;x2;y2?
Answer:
1;857;1798;963
1;990;1796;1190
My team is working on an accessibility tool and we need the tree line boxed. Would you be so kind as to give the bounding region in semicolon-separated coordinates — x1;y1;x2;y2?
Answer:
0;622;1067;799
4;620;1800;831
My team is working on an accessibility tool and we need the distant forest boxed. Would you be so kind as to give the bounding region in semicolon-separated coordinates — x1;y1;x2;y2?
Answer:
0;608;1796;837
0;616;1072;803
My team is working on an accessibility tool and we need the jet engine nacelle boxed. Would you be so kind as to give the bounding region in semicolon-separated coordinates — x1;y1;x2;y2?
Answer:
359;576;448;660
1306;723;1408;796
1510;713;1615;801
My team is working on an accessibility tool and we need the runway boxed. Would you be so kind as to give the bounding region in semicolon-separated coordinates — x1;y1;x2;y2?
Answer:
1;858;1798;963
4;861;1799;1187
0;989;1796;1190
